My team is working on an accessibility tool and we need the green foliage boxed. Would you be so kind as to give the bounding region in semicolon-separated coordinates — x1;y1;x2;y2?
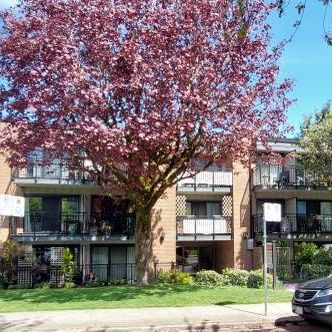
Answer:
275;240;288;247
313;247;332;265
63;281;76;289
195;270;224;287
157;271;193;285
221;268;249;287
108;279;128;286
298;102;332;186
277;267;292;281
295;242;318;266
301;264;332;280
247;269;272;289
34;282;51;289
85;280;104;288
0;240;23;284
7;284;31;289
61;248;77;282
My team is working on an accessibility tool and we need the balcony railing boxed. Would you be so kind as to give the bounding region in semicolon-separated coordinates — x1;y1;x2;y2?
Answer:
177;171;232;193
12;162;96;185
10;212;135;240
252;165;323;189
177;215;232;240
253;214;332;235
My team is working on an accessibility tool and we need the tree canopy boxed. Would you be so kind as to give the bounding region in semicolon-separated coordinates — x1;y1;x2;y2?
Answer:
0;0;292;283
299;102;332;186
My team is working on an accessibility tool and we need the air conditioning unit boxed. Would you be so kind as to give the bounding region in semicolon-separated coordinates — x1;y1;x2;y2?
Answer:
246;238;254;250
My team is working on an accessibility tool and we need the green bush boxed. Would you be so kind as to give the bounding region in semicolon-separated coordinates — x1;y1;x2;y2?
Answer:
34;282;50;289
247;269;272;288
221;268;249;287
195;270;224;287
277;267;292;281
7;284;31;289
301;264;332;280
61;248;77;282
157;271;172;283
313;248;332;265
295;242;318;265
108;279;128;286
63;281;76;288
157;271;193;285
85;280;104;287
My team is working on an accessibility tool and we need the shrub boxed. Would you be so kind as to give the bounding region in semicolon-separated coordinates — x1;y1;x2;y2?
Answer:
195;270;224;287
108;279;128;286
85;280;104;287
7;284;31;289
277;267;292;281
295;242;318;265
157;271;172;284
221;268;249;287
61;248;77;282
247;269;272;289
313;248;332;265
34;282;50;289
175;272;194;285
63;281;76;288
301;264;332;280
157;271;193;285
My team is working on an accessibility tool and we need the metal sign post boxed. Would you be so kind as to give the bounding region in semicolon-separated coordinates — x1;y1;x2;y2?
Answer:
263;214;268;316
262;202;282;316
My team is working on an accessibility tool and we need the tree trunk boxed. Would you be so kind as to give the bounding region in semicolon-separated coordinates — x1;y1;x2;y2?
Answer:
135;206;153;285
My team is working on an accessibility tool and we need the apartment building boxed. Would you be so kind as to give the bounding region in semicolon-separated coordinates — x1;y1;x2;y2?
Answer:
3;137;329;284
252;139;332;268
0;149;252;284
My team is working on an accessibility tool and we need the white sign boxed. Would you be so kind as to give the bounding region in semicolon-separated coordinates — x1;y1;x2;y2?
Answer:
0;195;25;218
263;203;282;222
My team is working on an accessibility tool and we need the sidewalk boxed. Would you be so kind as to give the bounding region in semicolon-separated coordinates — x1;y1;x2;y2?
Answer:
0;303;298;332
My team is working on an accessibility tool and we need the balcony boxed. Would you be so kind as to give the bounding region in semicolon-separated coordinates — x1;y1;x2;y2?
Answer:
12;162;96;186
10;212;135;241
177;171;232;193
252;165;324;190
253;214;332;236
177;215;232;241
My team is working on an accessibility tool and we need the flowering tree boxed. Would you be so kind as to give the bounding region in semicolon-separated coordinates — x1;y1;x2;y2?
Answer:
0;0;291;284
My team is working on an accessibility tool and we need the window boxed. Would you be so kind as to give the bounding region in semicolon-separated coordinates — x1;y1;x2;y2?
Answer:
186;201;221;217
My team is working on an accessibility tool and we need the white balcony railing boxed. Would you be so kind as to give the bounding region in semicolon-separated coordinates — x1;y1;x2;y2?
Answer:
177;171;232;192
177;216;232;236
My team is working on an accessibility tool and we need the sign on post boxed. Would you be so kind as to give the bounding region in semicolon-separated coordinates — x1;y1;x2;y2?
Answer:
263;203;282;222
0;195;25;217
262;202;282;316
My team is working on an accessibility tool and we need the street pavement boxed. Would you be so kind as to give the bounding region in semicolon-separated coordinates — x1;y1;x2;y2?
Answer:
0;302;303;332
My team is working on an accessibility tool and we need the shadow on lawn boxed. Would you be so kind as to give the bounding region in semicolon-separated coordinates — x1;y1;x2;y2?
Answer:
0;285;203;305
215;301;236;306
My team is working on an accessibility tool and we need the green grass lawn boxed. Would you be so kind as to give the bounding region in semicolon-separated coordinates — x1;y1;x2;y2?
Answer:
0;285;292;313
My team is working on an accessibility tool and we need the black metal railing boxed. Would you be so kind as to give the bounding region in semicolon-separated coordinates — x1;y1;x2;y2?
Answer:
10;212;135;240
253;213;332;235
177;215;232;238
252;165;324;189
89;213;135;237
11;162;97;184
8;262;180;287
177;170;233;192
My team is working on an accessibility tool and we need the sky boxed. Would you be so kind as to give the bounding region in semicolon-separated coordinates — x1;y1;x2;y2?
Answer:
268;2;332;135
1;1;331;135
